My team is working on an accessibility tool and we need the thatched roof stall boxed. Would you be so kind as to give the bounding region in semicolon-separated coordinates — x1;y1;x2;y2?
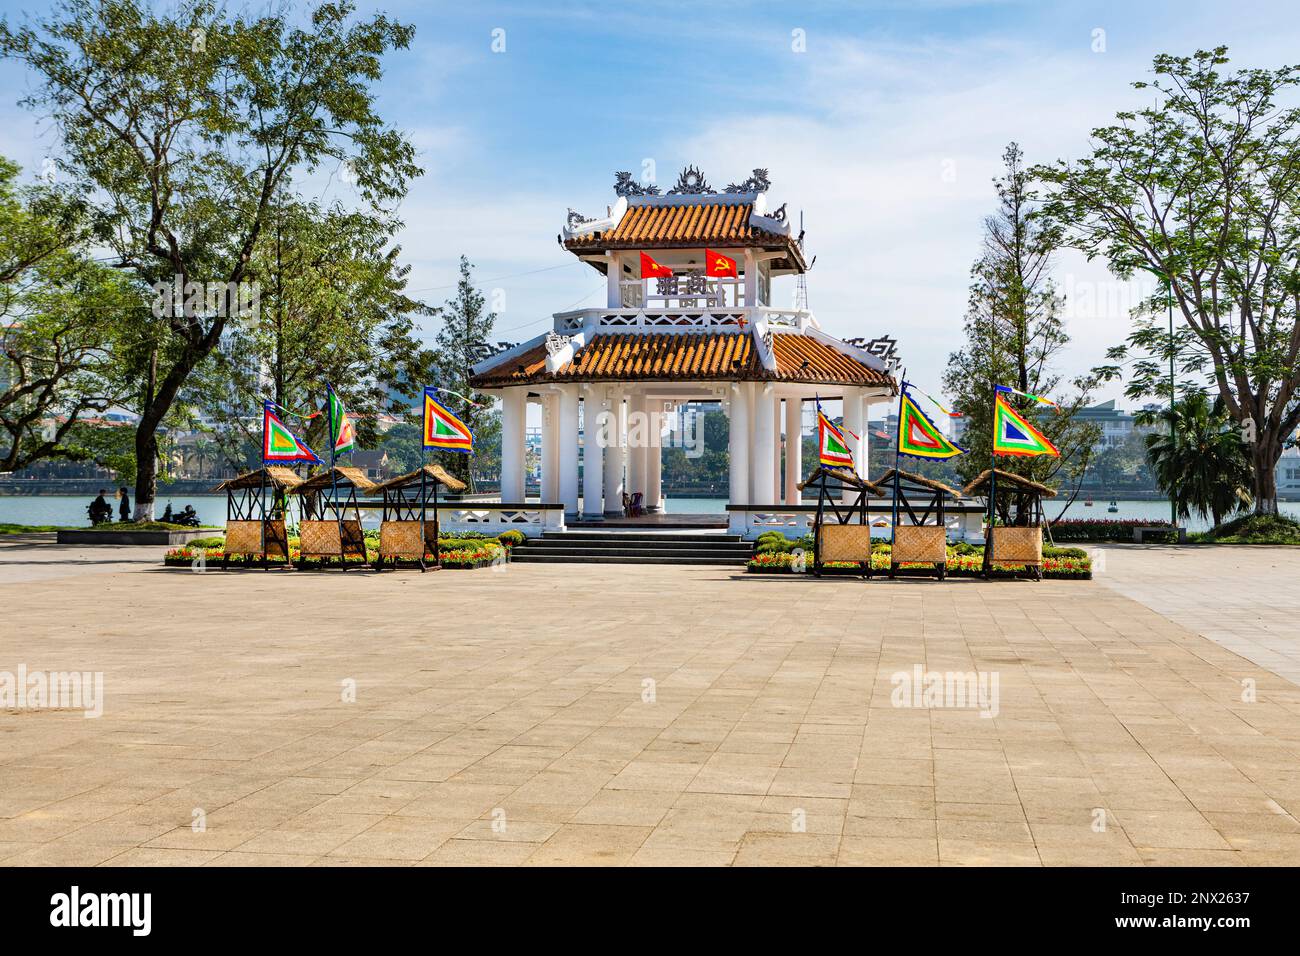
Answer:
288;466;376;567
290;465;378;497
874;468;963;500
961;469;1056;580
370;463;467;495
961;468;1057;499
875;468;964;579
799;466;882;579
371;464;466;572
211;466;304;493
797;465;885;496
212;466;303;568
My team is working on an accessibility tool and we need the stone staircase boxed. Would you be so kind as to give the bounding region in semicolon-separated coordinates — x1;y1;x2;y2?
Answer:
508;530;752;566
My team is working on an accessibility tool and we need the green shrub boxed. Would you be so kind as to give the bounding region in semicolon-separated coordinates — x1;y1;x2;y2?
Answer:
1043;544;1087;559
1194;513;1300;544
186;536;226;549
497;530;526;548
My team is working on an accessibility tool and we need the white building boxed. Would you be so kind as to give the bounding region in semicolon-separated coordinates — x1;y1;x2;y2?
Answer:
468;166;898;534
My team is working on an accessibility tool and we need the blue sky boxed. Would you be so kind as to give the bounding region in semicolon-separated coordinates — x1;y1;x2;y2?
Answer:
2;0;1297;410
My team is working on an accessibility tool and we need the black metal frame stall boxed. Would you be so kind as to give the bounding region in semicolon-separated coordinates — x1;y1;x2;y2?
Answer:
212;466;302;570
370;463;467;571
961;468;1057;581
290;466;377;569
876;468;964;580
796;465;885;579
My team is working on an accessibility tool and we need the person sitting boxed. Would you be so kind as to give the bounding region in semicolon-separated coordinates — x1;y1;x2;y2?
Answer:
118;486;131;522
87;490;113;526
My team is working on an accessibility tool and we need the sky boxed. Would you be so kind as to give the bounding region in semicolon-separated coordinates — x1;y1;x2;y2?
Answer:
1;0;1298;412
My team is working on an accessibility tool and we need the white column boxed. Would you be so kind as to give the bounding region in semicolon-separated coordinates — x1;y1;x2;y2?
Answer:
784;396;802;504
646;399;663;513
843;387;865;503
582;391;604;519
773;394;783;503
728;383;750;507
541;393;557;503
607;253;622;307
627;392;647;505
500;388;526;502
558;385;580;516
603;391;626;516
753;385;776;504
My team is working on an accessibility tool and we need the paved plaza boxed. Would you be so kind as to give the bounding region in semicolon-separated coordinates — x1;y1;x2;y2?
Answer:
1;539;1299;866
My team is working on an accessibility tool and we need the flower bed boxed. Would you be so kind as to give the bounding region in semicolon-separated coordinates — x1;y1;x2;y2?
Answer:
164;534;510;569
1049;518;1176;542
746;548;1091;579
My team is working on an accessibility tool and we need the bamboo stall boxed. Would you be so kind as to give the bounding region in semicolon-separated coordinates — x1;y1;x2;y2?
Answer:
212;466;303;569
289;466;377;568
875;468;964;580
961;469;1057;581
370;464;467;571
796;465;885;579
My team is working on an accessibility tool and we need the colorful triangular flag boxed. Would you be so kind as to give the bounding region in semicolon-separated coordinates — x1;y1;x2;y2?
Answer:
817;401;855;469
326;385;356;458
992;393;1059;457
897;389;966;460
423;388;474;453
262;402;322;464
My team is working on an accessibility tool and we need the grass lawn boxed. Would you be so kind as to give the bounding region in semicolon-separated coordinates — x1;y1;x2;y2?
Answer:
0;521;220;535
1190;513;1300;545
0;522;74;534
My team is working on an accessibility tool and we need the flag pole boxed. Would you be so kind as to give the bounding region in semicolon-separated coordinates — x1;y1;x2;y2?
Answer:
892;373;906;537
326;384;346;570
420;388;428;570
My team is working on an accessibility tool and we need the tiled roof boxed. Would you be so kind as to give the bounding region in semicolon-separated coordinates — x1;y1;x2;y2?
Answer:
469;331;894;389
563;200;807;271
768;333;892;386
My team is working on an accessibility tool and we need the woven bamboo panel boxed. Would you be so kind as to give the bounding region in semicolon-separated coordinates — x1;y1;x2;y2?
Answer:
818;523;871;563
893;524;947;564
299;519;367;559
224;519;288;557
991;526;1042;565
380;521;423;558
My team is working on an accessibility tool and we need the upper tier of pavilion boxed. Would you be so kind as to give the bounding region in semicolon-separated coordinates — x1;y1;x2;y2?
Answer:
469;165;898;393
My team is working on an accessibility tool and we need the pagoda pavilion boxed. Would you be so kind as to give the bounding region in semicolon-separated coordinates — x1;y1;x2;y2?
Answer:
469;166;898;527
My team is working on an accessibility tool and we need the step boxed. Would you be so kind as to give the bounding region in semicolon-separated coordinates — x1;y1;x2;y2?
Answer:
510;553;749;565
514;546;751;559
540;531;744;544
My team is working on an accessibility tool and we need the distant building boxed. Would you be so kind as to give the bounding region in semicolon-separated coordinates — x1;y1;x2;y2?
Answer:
1277;446;1300;497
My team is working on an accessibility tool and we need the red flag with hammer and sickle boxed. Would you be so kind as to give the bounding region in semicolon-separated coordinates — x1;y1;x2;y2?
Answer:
705;248;738;278
640;252;673;279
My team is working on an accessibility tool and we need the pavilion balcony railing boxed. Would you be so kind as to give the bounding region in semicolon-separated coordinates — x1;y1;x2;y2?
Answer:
553;306;815;334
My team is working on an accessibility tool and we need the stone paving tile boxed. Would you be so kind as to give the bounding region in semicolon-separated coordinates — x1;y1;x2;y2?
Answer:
1;548;1300;866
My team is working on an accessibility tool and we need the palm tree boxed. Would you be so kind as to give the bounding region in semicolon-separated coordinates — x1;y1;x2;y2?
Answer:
1144;392;1252;526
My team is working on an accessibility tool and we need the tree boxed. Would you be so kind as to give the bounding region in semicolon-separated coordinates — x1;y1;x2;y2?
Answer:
194;195;435;468
1036;47;1300;516
1143;391;1251;525
0;155;135;472
1;0;420;516
942;143;1100;516
431;256;500;490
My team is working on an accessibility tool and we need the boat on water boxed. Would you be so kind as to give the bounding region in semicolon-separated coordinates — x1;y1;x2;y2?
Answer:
1085;495;1094;507
1107;498;1118;513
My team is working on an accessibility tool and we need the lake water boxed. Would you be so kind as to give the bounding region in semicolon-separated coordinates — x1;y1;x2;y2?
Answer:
5;493;1297;533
